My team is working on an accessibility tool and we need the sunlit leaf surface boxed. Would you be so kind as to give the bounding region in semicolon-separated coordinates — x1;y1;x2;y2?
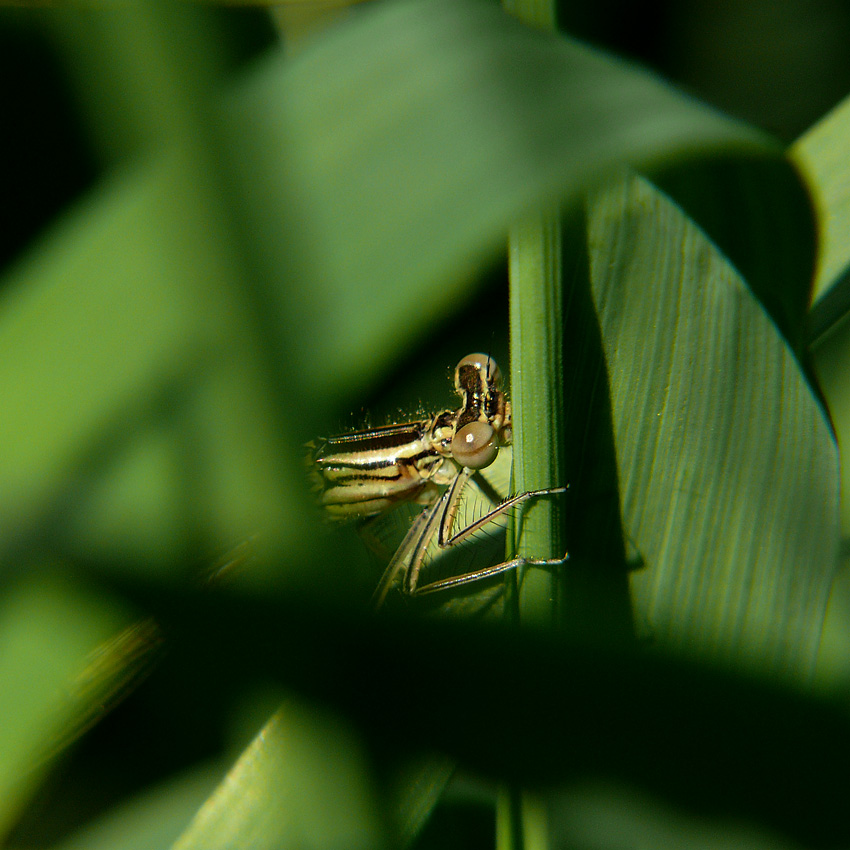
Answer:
588;173;838;677
0;577;124;840
224;0;776;401
791;92;850;302
172;702;385;850
54;764;222;850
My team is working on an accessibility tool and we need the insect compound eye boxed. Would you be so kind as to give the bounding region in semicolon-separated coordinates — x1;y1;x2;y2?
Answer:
451;421;499;469
454;353;502;390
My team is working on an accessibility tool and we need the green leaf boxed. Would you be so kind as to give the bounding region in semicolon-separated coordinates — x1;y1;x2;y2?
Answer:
810;308;850;538
0;576;124;840
387;754;456;849
546;783;801;850
223;0;782;401
171;701;385;850
791;92;850;304
54;763;223;850
0;148;315;585
587;172;837;676
150;591;850;848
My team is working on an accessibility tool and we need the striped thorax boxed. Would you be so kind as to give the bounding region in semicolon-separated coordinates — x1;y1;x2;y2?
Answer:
310;353;511;519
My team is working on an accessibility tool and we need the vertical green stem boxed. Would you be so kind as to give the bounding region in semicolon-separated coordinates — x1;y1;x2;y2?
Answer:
496;786;525;850
507;208;565;626
502;0;564;626
496;787;551;850
500;7;562;850
500;207;563;850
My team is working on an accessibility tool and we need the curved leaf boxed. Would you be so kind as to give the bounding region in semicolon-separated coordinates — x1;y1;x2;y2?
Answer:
55;764;222;850
791;92;850;305
223;0;786;401
0;577;124;840
588;173;838;677
171;702;385;850
152;590;850;848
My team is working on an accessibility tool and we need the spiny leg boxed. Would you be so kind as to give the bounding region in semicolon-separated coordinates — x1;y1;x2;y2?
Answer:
407;471;568;596
411;552;568;596
437;482;568;549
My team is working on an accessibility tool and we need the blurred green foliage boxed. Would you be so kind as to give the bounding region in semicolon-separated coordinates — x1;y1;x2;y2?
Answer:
0;1;849;849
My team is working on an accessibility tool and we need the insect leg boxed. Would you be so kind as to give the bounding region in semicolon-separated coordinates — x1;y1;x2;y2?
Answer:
409;551;568;596
438;484;568;548
408;473;568;596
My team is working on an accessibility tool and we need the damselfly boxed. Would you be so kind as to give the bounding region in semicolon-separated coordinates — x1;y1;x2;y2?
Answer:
308;353;567;609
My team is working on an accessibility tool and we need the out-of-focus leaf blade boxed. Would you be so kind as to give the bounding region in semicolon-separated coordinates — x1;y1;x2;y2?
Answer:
588;173;838;677
43;4;238;166
0;576;124;840
0;150;309;581
547;783;802;850
223;0;781;401
55;763;223;850
44;618;163;763
148;590;850;848
388;754;455;849
171;701;385;850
